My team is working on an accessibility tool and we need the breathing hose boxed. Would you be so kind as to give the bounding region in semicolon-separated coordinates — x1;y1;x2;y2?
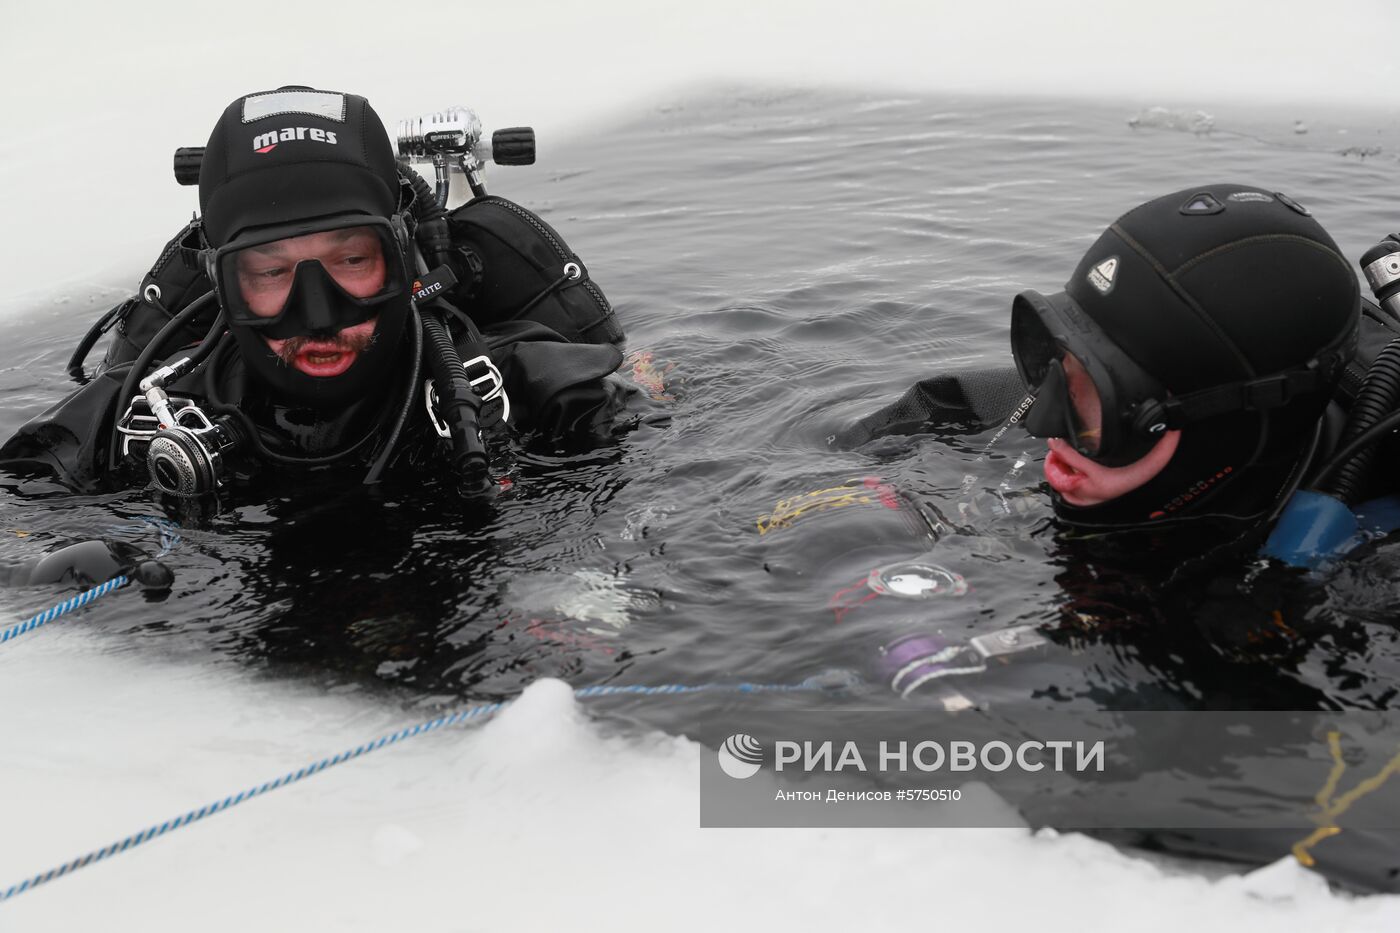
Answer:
67;300;134;380
401;165;446;223
1309;407;1400;493
362;305;426;485
1313;337;1400;503
419;306;489;480
401;169;492;484
1262;335;1400;568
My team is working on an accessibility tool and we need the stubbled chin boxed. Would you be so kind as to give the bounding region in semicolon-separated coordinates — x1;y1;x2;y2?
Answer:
293;350;359;378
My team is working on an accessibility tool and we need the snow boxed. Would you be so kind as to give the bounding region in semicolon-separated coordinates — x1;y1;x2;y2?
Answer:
3;634;1399;931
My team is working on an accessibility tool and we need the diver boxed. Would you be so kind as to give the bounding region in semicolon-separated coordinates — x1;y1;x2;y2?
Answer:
836;183;1400;643
0;86;642;502
796;186;1400;890
842;183;1377;533
770;183;1400;704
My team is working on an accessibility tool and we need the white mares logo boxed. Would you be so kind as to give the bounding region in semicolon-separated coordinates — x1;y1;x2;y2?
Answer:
718;734;764;779
1087;256;1119;295
252;127;340;154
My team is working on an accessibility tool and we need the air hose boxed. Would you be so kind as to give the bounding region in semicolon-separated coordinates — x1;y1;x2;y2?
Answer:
361;306;425;485
67;299;134;380
1311;337;1400;502
402;165;446;223
1259;235;1400;568
401;165;492;485
419;303;489;481
1308;407;1400;494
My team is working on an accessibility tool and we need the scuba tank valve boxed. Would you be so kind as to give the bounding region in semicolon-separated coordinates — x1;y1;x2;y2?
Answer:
1361;237;1400;319
394;106;535;205
173;103;535;207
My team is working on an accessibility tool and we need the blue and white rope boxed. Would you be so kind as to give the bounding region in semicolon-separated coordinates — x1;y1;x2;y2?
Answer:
0;678;831;902
1;517;181;648
0;576;129;646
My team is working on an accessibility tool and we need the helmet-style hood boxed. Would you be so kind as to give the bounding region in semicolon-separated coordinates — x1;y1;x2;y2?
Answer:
1021;184;1359;527
198;86;411;409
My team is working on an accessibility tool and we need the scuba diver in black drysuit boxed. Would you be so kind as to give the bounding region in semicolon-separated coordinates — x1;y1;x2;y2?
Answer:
799;184;1400;890
816;184;1380;685
0;86;649;598
0;86;638;501
842;183;1386;529
837;184;1400;617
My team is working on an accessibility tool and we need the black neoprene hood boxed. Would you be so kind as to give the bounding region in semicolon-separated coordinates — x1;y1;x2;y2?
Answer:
1033;183;1360;528
197;86;411;409
198;87;401;246
1062;184;1357;394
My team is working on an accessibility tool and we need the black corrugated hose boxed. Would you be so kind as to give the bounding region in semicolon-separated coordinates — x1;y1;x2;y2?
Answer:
1314;337;1400;504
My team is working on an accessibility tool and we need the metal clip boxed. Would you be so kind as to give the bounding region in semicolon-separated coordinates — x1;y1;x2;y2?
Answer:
115;395;213;458
423;355;512;439
462;354;509;423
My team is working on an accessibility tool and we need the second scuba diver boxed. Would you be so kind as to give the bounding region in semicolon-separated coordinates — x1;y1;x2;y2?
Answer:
758;185;1400;890
843;183;1379;532
767;183;1400;703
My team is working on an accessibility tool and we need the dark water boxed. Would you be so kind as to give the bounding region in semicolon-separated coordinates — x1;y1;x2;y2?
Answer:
5;91;1400;875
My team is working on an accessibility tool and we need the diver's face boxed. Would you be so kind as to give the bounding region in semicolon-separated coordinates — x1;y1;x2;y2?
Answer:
234;227;386;378
1042;353;1180;507
261;319;379;379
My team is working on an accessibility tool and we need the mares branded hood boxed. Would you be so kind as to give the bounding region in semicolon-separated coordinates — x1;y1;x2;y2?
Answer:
199;87;401;245
198;86;411;408
1037;184;1359;528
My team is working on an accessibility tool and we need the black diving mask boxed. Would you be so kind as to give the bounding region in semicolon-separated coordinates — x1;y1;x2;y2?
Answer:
206;213;409;340
1012;288;1335;468
1011;289;1173;467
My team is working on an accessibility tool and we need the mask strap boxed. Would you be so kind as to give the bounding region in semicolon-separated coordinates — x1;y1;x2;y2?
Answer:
1158;365;1327;428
